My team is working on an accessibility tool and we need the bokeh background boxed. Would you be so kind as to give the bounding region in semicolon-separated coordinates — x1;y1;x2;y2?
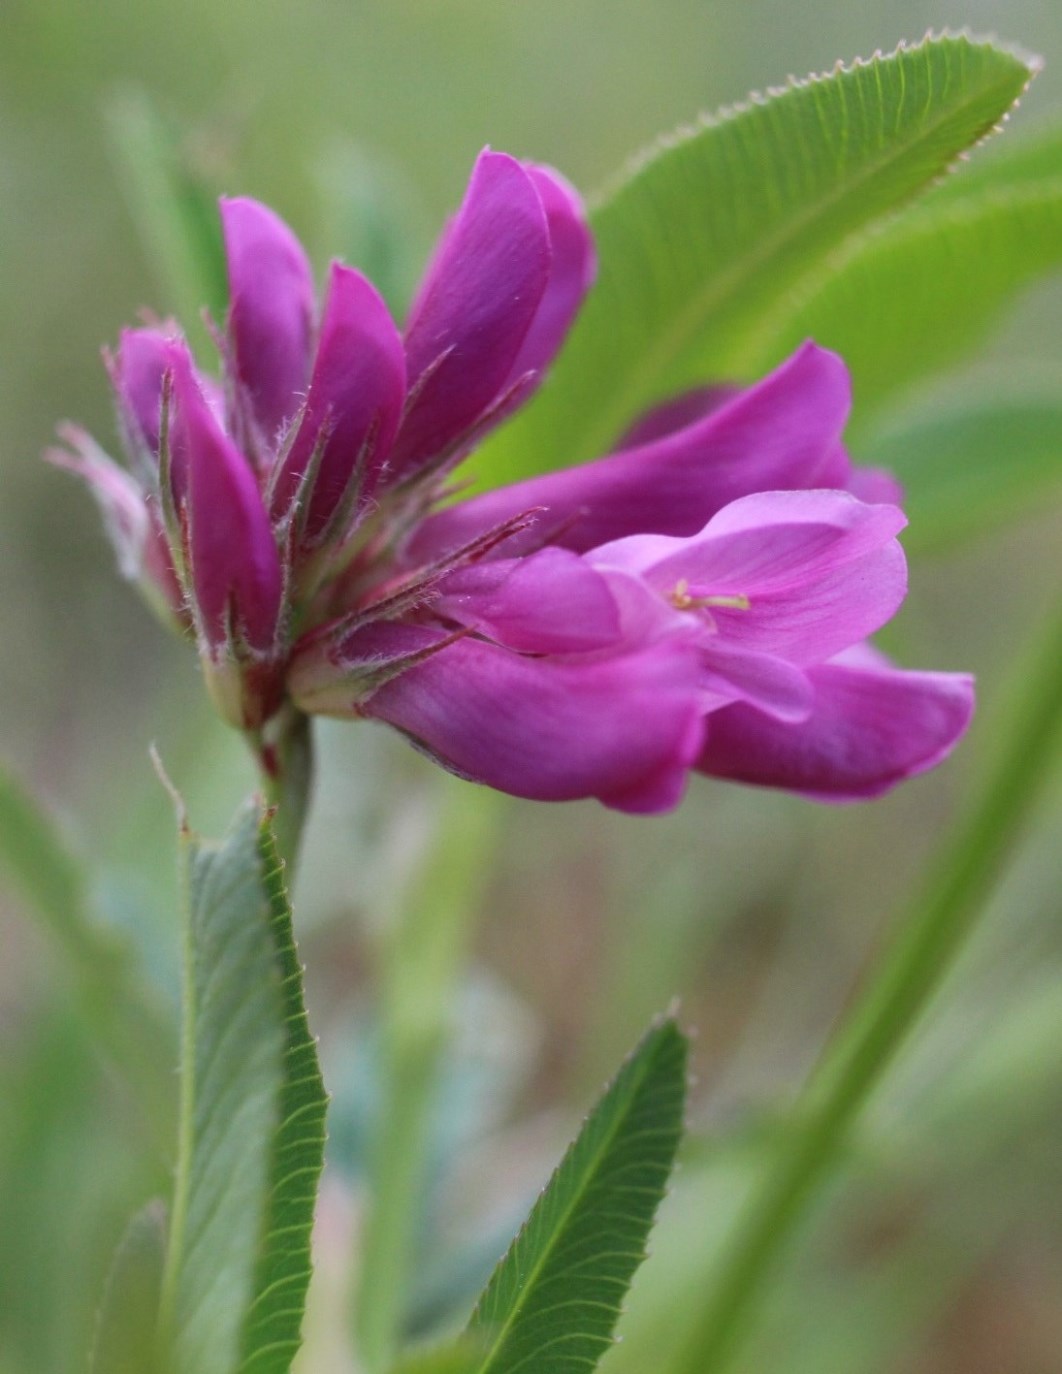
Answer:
2;2;1062;1371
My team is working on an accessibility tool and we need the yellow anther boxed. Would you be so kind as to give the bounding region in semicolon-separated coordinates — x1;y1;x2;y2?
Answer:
668;578;750;613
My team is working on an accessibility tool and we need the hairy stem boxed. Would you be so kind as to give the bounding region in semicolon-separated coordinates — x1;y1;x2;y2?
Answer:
252;706;315;881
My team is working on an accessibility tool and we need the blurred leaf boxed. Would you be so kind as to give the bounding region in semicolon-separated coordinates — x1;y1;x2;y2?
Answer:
388;1340;482;1374
0;1010;164;1374
762;179;1062;434
466;1018;688;1374
105;87;227;351
356;784;502;1372
472;34;1036;487
0;762;174;1130
91;1202;167;1374
314;141;427;318
864;392;1062;551
160;800;322;1374
238;819;327;1374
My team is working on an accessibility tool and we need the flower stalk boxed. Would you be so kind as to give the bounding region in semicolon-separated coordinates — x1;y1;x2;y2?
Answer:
252;706;315;880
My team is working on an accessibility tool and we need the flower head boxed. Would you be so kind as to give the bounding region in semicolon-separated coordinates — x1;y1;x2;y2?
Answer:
55;148;972;810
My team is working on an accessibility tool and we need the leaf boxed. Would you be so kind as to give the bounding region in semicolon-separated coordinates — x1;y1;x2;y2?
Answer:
388;1340;483;1374
466;1018;688;1374
356;783;502;1372
238;818;328;1374
0;762;174;1130
91;1202;168;1374
160;800;324;1374
925;116;1062;200
471;34;1036;488
105;86;227;353
862;391;1062;551
758;176;1062;434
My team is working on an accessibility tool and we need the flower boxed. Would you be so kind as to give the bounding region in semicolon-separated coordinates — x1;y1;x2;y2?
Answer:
55;148;973;811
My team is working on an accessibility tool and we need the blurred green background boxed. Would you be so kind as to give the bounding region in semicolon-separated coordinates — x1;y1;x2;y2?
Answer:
2;2;1062;1372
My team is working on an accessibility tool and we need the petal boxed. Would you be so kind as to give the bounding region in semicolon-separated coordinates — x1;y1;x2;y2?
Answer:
614;385;738;448
387;150;551;483
271;263;406;539
411;341;853;561
846;464;905;505
503;163;595;384
698;643;814;722
220;196;316;444
350;627;706;812
167;342;283;652
111;326;179;461
433;546;621;653
591;489;905;584
591;489;909;665
697;652;975;801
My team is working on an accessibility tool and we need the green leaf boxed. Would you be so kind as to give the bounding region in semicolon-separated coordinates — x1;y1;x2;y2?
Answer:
238;818;328;1374
863;391;1062;551
924;117;1062;200
466;1018;688;1374
388;1341;482;1374
759;177;1062;434
471;34;1036;488
91;1202;167;1374
356;783;502;1372
160;800;324;1374
105;86;227;353
0;763;174;1131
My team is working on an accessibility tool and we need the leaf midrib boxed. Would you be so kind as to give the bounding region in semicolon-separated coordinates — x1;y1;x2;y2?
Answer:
563;48;1026;465
472;1039;669;1374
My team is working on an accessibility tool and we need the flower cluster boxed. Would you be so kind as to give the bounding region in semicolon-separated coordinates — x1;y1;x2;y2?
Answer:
57;149;973;812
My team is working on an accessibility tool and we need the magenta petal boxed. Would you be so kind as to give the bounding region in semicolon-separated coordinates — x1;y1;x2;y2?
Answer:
698;643;814;722
411;341;854;561
593;489;909;665
271;263;406;539
167;343;282;653
112;326;179;459
387;150;551;484
360;629;705;812
503;163;596;385
847;465;905;505
434;547;621;653
614;386;739;448
697;652;975;801
221;196;315;445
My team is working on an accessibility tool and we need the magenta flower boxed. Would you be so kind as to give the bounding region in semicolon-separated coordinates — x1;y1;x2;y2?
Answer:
56;148;972;809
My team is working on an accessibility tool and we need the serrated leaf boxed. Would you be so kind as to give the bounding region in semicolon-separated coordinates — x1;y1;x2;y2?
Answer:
466;1019;688;1374
238;818;328;1374
471;34;1035;489
0;763;174;1128
924;117;1062;200
758;176;1062;433
91;1201;167;1374
862;391;1062;551
160;800;322;1374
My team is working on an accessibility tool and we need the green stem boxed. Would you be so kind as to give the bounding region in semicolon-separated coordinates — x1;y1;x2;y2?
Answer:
676;595;1062;1374
252;706;315;881
355;781;503;1373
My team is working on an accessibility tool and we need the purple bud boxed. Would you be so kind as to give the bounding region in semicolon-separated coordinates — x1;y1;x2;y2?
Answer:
165;342;284;665
221;196;316;448
270;262;406;546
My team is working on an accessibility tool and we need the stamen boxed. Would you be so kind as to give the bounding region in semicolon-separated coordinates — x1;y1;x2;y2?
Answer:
668;578;751;612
